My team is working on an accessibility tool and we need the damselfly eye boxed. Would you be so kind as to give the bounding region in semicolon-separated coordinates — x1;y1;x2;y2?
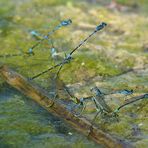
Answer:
101;22;107;27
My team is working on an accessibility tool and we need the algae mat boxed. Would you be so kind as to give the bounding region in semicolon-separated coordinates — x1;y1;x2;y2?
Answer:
0;0;148;147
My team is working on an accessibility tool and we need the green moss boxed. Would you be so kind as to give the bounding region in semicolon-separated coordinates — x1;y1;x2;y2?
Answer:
59;52;121;83
33;0;74;6
0;0;148;147
0;97;55;136
0;132;30;148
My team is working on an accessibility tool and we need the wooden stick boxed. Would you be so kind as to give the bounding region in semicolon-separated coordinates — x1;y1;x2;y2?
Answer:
0;65;133;148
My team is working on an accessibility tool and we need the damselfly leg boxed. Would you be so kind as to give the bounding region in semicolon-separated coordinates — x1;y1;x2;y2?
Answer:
71;98;87;116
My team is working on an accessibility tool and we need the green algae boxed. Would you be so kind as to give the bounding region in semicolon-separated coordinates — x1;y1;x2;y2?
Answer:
0;0;148;147
60;52;121;83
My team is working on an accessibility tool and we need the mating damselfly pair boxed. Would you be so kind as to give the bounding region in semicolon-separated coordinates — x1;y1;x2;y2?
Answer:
67;85;148;125
1;18;147;124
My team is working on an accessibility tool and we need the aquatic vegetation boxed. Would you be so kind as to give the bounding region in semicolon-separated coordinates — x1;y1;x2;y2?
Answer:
0;0;148;147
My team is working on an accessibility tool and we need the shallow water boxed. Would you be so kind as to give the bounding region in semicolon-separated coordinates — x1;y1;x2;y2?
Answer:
0;0;148;147
0;84;101;148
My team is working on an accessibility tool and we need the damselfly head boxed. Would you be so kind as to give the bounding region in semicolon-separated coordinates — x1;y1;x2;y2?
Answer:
30;30;39;36
90;86;102;95
121;89;133;95
96;22;107;31
61;19;72;26
101;22;107;26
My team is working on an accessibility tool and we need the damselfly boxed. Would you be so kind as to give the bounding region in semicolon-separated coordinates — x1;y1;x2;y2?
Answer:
90;86;112;114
